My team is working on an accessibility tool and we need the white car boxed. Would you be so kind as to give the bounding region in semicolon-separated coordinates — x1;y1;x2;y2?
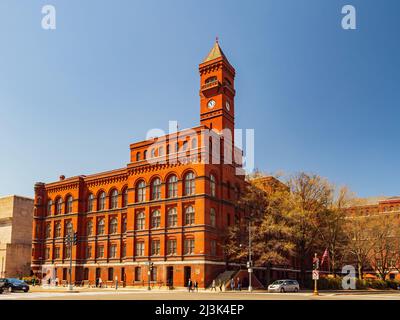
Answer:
268;280;300;293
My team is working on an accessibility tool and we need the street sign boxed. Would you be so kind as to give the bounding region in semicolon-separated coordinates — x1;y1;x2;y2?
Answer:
312;270;319;280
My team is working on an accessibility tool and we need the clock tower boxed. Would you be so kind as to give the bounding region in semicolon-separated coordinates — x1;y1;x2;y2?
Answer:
199;39;236;135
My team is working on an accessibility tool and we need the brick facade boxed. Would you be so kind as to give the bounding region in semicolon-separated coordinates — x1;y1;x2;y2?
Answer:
31;41;247;288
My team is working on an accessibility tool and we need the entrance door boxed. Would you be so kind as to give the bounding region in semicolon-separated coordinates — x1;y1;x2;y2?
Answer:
184;266;191;287
166;267;174;287
96;268;101;279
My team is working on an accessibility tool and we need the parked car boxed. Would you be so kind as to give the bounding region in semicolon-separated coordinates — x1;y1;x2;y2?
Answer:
0;278;30;293
268;279;300;293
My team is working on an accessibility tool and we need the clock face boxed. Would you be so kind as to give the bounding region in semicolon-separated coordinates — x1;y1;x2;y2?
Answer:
226;101;231;111
207;99;216;109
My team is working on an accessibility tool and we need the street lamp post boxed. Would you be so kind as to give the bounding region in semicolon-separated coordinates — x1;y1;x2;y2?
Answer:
247;217;253;292
67;231;77;291
67;234;73;291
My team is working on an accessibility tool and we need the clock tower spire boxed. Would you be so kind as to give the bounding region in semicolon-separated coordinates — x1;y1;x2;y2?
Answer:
199;40;236;134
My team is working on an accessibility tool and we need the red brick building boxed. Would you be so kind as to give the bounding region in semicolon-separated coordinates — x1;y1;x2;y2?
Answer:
31;41;247;288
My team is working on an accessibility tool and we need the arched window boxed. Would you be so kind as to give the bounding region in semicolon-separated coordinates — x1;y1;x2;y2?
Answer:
167;175;178;198
136;181;146;202
151;210;161;229
167;208;177;227
56;198;63;215
182;141;188;151
110;189;118;209
151;148;156;158
185;206;195;225
210;174;216;197
151;178;161;200
86;220;93;236
45;223;51;238
98;192;106;211
143;150;148;160
159;146;164;157
47;200;53;216
136;152;141;161
122;217;127;233
97;219;105;235
122;187;128;208
55;222;61;238
110;217;118;234
184;172;195;196
87;194;94;212
66;196;73;214
66;221;73;236
210;208;216;227
136;211;145;230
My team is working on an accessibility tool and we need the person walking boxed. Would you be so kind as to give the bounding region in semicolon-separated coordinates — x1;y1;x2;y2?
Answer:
230;278;235;291
98;277;103;288
187;278;192;292
194;280;198;292
115;276;118;290
211;279;216;291
55;277;59;287
218;279;223;292
237;277;241;291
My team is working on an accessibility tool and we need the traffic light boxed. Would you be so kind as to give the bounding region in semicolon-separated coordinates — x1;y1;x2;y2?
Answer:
73;232;78;245
150;263;154;271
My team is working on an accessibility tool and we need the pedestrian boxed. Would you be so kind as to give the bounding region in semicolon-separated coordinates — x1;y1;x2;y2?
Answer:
230;278;235;291
237;277;241;291
115;276;118;290
98;277;103;288
187;278;192;292
194;280;198;292
211;279;216;291
55;277;59;287
218;279;223;292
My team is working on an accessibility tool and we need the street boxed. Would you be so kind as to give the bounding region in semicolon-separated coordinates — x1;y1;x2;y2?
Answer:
1;288;400;300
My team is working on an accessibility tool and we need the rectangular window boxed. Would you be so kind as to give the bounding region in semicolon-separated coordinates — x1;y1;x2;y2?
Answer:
151;240;160;256
184;239;195;255
211;240;217;256
64;246;71;259
136;242;144;257
151;267;157;282
122;243;126;258
45;247;50;260
135;267;142;281
54;247;60;259
109;244;117;258
167;239;177;255
97;245;104;258
86;246;92;259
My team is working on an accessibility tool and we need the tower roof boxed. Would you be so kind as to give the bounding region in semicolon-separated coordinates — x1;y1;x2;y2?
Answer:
203;39;228;63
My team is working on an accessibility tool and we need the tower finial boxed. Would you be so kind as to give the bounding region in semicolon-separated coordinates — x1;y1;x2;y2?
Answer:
216;36;219;44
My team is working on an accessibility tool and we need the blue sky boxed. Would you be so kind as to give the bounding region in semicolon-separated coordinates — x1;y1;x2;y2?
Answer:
0;0;399;198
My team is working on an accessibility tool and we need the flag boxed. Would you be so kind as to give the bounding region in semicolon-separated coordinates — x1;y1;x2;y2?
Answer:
321;248;329;267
